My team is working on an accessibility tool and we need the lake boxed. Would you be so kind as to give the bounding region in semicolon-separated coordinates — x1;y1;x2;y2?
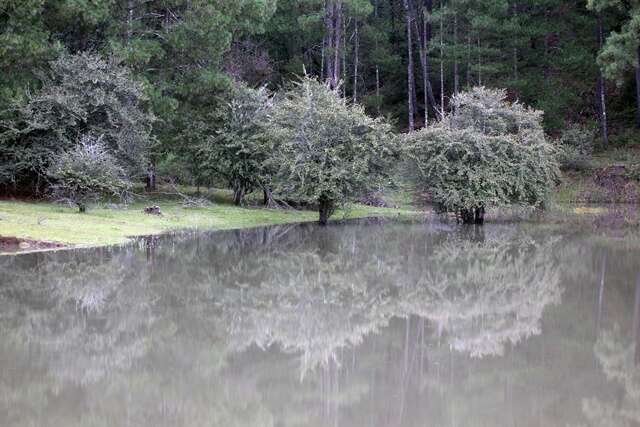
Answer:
1;218;639;426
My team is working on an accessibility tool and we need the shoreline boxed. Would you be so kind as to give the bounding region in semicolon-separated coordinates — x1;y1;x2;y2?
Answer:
0;198;417;255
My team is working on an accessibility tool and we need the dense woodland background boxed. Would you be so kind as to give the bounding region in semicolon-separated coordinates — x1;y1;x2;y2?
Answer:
1;0;639;196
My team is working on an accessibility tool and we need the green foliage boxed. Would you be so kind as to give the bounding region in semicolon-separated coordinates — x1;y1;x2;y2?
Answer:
556;123;596;171
104;0;278;183
589;1;640;84
199;84;274;205
0;0;58;104
267;76;398;224
47;135;131;212
447;87;545;142
404;87;560;222
625;163;640;181
0;52;154;187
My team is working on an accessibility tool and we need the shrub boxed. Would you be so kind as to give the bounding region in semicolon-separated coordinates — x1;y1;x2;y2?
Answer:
448;86;545;142
405;87;559;224
625;164;640;181
556;124;595;171
47;135;131;212
199;84;274;205
267;76;398;225
1;52;154;189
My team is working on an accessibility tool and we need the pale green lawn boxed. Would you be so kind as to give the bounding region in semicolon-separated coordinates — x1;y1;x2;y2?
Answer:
0;198;416;249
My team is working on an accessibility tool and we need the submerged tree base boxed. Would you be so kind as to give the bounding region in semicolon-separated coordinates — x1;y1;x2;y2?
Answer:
318;198;336;226
459;207;485;225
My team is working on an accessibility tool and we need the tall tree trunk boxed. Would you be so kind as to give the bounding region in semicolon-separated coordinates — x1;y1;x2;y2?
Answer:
477;36;482;86
127;0;134;43
543;9;550;81
466;34;471;87
413;0;438;122
333;1;343;89
324;0;335;86
512;2;518;81
353;17;359;102
439;0;445;113
453;9;459;95
342;12;347;97
403;0;416;131
321;36;326;80
596;14;609;147
375;0;381;115
423;0;431;123
636;45;640;129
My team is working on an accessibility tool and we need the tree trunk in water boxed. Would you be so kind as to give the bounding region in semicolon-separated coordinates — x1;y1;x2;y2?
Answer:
474;206;485;224
459;206;484;224
596;14;609;147
403;0;416;131
145;162;156;192
318;197;335;226
460;209;473;224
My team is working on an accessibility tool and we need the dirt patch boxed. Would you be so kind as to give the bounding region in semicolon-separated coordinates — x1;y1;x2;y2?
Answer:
0;236;67;254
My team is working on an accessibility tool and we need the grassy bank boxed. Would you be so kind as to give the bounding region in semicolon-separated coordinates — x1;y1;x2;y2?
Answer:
0;190;416;251
554;146;640;204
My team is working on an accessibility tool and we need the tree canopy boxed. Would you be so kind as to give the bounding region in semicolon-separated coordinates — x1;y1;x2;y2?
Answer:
0;52;153;189
404;88;559;223
267;76;397;224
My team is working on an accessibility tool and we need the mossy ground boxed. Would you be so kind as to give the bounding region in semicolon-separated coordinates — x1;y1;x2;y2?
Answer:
0;187;417;251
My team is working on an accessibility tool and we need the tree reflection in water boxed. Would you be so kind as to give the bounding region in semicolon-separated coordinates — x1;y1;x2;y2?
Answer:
0;220;635;426
583;273;640;426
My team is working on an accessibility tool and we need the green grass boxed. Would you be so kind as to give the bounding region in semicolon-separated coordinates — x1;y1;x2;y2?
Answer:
0;189;417;250
553;171;595;204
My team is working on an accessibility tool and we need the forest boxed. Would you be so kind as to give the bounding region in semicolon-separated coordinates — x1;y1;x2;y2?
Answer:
1;0;640;225
3;2;640;424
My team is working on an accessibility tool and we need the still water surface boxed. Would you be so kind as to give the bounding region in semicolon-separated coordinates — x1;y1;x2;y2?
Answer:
1;220;639;426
